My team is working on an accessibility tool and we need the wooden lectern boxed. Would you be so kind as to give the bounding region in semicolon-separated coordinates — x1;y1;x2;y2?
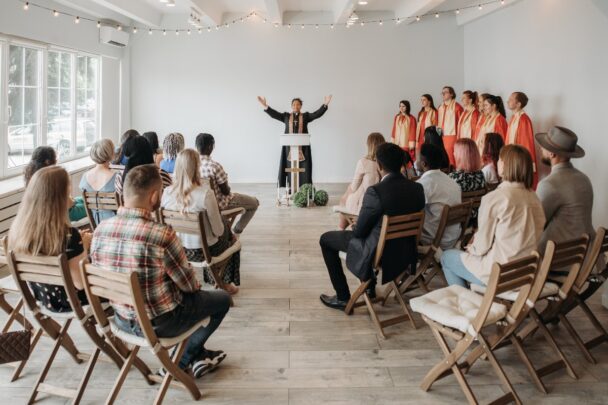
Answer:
280;134;311;195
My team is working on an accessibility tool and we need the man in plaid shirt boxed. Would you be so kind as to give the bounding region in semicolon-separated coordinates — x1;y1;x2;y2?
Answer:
91;164;230;378
196;133;259;234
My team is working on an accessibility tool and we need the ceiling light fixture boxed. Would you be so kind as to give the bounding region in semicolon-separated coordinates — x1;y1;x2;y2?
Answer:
23;2;29;10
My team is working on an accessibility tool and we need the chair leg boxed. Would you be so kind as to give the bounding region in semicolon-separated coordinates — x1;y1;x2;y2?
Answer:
509;335;547;394
478;334;522;405
344;281;369;315
578;300;608;350
81;318;124;370
106;346;140;405
71;347;101;404
392;282;417;329
363;292;386;339
155;341;201;403
11;327;43;382
559;312;597;364
28;319;72;405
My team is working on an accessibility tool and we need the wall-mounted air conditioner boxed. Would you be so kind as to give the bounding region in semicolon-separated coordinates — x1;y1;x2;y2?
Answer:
100;26;129;47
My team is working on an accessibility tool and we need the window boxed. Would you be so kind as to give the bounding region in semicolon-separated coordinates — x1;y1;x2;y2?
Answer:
0;38;100;178
7;44;41;169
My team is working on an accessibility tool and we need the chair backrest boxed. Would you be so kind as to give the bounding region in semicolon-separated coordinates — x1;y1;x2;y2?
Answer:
461;188;487;211
540;235;590;297
159;209;212;263
470;253;541;336
374;211;425;269
82;191;121;230
431;202;473;249
6;251;88;328
575;227;608;290
109;164;125;173
0;236;6;265
80;261;160;349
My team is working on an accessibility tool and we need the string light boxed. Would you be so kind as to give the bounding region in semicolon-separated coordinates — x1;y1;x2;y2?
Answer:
330;24;334;29
396;18;401;24
175;29;179;35
455;9;460;15
149;28;153;35
207;27;211;32
97;21;101;28
435;12;439;18
478;4;483;10
315;24;319;29
53;9;58;17
301;24;305;29
379;20;383;26
163;29;167;35
198;28;202;34
416;16;421;22
133;27;137;34
187;29;191;35
23;2;29;10
117;24;122;31
75;16;80;24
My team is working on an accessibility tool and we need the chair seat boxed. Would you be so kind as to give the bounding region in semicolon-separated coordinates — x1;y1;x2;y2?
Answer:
107;316;210;349
410;285;507;335
470;282;560;301
190;240;242;268
0;276;19;293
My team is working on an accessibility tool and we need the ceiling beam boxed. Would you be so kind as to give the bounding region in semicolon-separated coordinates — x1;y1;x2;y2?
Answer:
263;0;283;25
456;0;523;25
89;0;163;27
333;0;356;24
189;0;224;26
393;0;447;24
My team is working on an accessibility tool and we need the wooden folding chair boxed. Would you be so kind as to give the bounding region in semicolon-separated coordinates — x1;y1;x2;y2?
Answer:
411;253;541;405
80;262;208;404
160;209;241;304
6;250;121;404
545;227;608;364
468;236;589;393
0;237;42;382
396;202;473;296
343;212;425;338
82;191;121;230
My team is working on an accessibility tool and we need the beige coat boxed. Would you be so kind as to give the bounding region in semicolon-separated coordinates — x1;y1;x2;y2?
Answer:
340;158;381;215
461;181;546;284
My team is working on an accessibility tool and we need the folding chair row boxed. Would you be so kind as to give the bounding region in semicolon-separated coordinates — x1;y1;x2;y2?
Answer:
82;191;122;231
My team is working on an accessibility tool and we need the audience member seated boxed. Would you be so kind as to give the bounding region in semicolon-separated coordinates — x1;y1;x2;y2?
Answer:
9;166;89;312
113;129;139;165
441;145;545;287
336;132;385;230
142;131;163;166
196;133;259;235
318;143;425;310
115;135;172;195
419;126;450;172
481;132;504;185
535;126;598;253
417;143;462;249
24;146;87;222
79;139;117;225
160;132;185;175
162;149;241;295
91;164;230;377
449;138;486;221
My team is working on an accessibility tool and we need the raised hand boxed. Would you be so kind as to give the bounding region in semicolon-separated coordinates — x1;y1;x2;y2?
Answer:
257;96;268;108
324;95;333;106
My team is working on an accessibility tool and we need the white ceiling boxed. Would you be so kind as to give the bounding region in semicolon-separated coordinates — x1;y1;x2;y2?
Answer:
54;0;521;28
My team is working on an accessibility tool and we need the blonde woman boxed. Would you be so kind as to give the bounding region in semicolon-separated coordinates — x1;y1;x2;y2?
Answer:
161;149;240;294
80;139;117;226
336;133;385;230
9;166;89;312
441;145;545;287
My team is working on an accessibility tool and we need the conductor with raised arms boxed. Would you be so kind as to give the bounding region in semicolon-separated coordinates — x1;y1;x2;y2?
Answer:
258;95;332;187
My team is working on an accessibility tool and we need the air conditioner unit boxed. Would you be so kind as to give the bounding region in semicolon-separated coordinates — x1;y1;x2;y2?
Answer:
100;26;129;47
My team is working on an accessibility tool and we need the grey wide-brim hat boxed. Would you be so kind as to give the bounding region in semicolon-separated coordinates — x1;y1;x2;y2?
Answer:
535;126;585;158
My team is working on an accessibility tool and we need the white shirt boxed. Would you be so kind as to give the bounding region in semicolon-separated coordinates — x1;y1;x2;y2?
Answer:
416;169;462;249
161;183;224;248
482;163;499;185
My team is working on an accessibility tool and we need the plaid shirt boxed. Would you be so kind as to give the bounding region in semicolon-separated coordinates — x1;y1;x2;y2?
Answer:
200;155;233;209
90;207;200;320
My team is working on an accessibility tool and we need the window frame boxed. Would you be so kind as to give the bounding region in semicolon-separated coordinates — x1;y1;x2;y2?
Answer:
0;36;101;180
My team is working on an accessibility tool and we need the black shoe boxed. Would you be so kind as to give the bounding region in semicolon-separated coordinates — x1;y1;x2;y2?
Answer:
192;349;226;379
320;294;348;311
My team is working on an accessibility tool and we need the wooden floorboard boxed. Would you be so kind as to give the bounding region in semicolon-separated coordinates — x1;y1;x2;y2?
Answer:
0;183;607;404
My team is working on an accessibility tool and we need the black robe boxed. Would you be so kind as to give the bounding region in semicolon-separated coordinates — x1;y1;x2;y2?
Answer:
265;104;328;187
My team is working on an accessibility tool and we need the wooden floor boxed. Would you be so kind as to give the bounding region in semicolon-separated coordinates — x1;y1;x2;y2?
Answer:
1;183;608;404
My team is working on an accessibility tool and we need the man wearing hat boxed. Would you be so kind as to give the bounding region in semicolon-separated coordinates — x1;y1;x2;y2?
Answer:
535;126;595;251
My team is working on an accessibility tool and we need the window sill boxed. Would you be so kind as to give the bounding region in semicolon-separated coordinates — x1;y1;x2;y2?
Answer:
0;156;94;199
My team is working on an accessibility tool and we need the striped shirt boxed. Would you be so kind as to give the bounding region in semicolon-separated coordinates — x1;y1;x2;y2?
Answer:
90;207;200;320
114;169;173;195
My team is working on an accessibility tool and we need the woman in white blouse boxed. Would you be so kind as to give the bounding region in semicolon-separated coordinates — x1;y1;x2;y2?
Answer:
161;149;240;294
440;145;545;287
336;133;385;230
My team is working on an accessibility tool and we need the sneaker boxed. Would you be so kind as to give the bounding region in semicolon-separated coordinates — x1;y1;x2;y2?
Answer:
191;349;226;378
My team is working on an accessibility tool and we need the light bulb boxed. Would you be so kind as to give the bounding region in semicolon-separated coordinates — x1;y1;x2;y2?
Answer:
478;4;483;10
416;16;420;22
379;20;383;26
24;2;29;10
149;29;153;35
53;10;58;17
435;13;439;18
75;16;80;24
133;27;137;34
163;29;167;35
117;24;122;31
97;21;101;28
456;9;460;15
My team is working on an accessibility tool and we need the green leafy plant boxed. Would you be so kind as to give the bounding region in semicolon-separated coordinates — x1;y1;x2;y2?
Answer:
293;191;308;208
314;190;329;206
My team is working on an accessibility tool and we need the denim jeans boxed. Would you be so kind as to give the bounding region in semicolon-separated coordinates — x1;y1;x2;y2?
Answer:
441;249;484;288
114;289;231;369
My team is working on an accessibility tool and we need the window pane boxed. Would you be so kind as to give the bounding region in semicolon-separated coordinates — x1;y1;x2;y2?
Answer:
77;56;98;153
8;87;23;126
24;48;39;87
24;87;38;125
60;53;72;88
47;51;59;88
47;88;59;122
8;46;23;86
47;51;73;161
8;124;38;169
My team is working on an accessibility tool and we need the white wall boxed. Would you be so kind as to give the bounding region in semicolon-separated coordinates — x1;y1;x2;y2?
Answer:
130;17;464;183
0;0;128;144
464;0;608;225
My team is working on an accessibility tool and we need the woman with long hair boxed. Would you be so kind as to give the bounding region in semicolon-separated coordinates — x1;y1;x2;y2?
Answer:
336;133;385;230
476;95;508;153
437;86;464;166
142;131;163;166
481;132;505;185
506;91;538;188
473;93;491;141
441;145;545;287
458;90;480;140
115;135;172;194
160;132;185;174
9;166;89;312
79;139;117;226
421;126;450;172
391;100;417;158
161;149;241;294
416;94;438;153
113;129;139;165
